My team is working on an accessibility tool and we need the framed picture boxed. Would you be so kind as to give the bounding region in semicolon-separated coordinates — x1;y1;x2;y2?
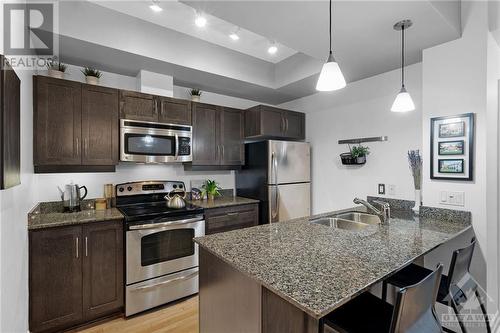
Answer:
438;159;464;173
430;113;474;181
439;122;465;138
438;140;464;155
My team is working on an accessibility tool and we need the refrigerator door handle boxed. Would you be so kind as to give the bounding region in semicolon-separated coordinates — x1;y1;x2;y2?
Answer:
272;151;278;184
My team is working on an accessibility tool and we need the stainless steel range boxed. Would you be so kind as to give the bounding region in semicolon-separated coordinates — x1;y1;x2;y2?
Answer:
116;181;204;316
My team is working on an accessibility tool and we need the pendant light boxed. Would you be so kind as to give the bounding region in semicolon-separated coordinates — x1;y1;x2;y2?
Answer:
316;0;346;91
391;19;415;112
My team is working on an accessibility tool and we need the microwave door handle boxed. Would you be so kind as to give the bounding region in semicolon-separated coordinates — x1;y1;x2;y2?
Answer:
174;134;179;160
128;216;204;230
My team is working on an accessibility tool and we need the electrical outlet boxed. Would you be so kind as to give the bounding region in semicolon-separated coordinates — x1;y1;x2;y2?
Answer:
387;184;396;196
378;184;386;195
439;191;465;206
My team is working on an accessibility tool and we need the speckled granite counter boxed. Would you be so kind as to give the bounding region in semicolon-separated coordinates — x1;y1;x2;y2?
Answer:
28;200;124;230
189;196;259;209
194;206;471;319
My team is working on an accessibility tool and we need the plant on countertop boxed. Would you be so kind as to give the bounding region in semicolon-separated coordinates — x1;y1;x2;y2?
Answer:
46;58;67;72
350;144;370;158
81;67;102;78
189;88;202;96
408;150;422;190
201;179;221;200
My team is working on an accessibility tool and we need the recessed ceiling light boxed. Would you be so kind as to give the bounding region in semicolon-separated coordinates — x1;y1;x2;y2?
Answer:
267;45;278;55
229;33;240;41
149;1;162;12
195;14;207;28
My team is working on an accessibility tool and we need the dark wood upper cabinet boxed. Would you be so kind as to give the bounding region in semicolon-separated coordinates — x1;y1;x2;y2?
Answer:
158;96;192;125
220;107;244;165
190;103;244;168
82;221;123;321
34;76;82;166
0;55;21;189
245;105;305;141
29;226;83;333
119;90;157;122
29;221;124;333
191;102;220;166
82;85;119;165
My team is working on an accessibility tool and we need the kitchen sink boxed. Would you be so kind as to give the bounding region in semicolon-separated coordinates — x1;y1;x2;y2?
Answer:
335;212;382;225
310;217;370;231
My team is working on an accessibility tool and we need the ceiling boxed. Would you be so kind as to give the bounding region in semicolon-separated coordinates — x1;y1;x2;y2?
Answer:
49;1;461;104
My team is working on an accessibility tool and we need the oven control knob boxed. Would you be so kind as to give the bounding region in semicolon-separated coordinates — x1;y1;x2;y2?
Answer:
118;187;124;192
127;186;133;191
173;184;177;189
179;184;183;189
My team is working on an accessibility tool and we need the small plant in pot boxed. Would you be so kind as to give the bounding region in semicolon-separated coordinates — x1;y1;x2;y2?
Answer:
201;179;221;201
46;58;67;79
189;88;202;102
350;145;370;164
81;67;102;85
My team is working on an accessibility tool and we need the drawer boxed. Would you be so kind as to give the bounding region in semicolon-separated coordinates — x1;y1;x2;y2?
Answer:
205;204;258;235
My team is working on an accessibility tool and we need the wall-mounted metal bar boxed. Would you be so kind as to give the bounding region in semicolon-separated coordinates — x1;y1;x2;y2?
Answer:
338;136;388;145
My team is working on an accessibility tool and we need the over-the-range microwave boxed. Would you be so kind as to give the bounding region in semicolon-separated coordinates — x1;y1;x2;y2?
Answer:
120;119;192;163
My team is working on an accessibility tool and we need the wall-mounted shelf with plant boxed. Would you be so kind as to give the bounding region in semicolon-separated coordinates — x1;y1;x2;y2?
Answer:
340;144;370;165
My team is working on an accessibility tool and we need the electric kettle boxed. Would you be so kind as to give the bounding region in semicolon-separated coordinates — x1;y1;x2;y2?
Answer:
58;183;88;212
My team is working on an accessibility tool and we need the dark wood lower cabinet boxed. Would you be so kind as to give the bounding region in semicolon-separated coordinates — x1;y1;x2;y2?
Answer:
205;203;259;235
29;221;123;333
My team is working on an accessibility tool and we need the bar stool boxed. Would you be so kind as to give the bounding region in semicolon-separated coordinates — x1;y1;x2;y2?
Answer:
324;264;443;333
381;238;490;333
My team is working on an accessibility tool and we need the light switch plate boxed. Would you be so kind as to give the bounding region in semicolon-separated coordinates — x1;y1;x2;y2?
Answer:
439;191;465;206
378;184;385;195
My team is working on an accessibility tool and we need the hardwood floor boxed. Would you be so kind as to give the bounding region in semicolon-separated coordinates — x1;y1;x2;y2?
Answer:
76;296;198;333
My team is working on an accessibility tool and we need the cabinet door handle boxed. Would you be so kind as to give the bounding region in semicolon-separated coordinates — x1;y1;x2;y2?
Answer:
226;212;239;217
75;237;79;258
221;145;225;160
84;138;88;157
85;237;88;257
76;138;80;156
285;118;289;133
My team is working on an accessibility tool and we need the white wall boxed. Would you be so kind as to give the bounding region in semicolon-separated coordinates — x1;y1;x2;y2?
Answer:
34;65;262;202
280;63;422;213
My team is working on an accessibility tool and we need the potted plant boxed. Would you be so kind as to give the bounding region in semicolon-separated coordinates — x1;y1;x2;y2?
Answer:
46;58;67;79
201;179;221;201
408;150;423;213
350;145;370;164
189;88;202;102
81;67;102;85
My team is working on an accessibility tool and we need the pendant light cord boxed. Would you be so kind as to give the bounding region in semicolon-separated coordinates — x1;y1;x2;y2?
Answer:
329;0;332;54
401;25;405;88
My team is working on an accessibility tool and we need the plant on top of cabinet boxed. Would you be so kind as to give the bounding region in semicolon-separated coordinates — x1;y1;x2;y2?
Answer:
46;57;67;79
81;67;102;85
202;179;222;201
189;88;202;102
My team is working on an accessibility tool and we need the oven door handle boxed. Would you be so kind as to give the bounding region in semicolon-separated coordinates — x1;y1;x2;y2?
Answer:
128;216;204;230
132;270;199;292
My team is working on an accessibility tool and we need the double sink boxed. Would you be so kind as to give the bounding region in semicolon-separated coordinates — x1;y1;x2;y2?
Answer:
310;212;382;231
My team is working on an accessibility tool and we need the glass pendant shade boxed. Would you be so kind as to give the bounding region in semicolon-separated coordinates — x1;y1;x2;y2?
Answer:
391;86;415;112
316;53;346;91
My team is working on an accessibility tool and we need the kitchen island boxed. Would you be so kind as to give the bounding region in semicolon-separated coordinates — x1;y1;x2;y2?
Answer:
194;205;472;333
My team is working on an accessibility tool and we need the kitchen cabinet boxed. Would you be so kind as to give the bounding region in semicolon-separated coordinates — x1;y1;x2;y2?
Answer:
158;96;192;125
205;203;259;235
120;91;192;125
82;85;119;166
33;76;118;173
189;102;244;168
0;55;20;189
119;90;157;122
29;221;123;333
245;105;305;141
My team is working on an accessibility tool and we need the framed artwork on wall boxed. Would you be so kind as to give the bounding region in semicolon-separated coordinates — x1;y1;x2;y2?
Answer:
430;113;474;181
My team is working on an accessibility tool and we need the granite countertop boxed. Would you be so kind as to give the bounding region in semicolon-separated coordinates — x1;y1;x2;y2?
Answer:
189;196;259;209
194;206;472;319
28;200;124;230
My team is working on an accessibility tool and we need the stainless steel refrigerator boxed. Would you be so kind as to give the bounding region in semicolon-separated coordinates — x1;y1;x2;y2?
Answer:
236;140;311;224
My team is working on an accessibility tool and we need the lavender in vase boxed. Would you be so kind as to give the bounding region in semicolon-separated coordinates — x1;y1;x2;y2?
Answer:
408;150;423;213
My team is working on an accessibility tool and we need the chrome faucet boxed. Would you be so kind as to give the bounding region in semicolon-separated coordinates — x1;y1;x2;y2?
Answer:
353;198;390;223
